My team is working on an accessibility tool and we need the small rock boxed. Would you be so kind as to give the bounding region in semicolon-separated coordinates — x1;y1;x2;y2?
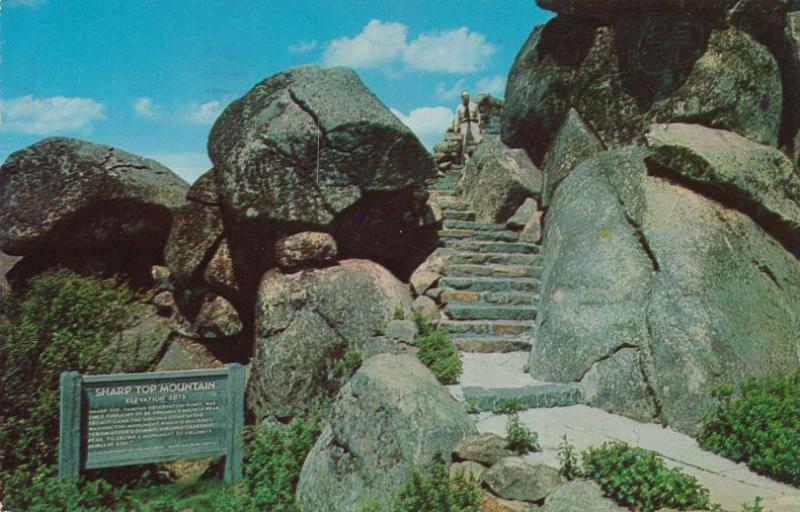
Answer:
155;336;224;372
453;433;513;466
507;198;539;231
150;291;177;316
425;287;444;302
150;265;172;285
410;268;441;296
520;211;544;243
483;457;561;502
413;295;440;323
193;295;242;339
543;479;625;512
203;239;240;299
275;231;338;270
450;461;487;485
384;319;418;343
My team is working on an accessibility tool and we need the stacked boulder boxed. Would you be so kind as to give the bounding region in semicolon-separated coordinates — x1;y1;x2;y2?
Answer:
504;0;800;434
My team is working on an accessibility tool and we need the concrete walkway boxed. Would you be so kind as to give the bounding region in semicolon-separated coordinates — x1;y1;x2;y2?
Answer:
475;405;800;512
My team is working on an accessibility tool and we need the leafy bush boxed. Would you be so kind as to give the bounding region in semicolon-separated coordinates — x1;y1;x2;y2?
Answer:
699;372;800;486
504;412;539;454
212;414;323;512
414;314;462;385
0;465;128;512
491;398;524;415
0;269;150;508
557;434;580;480
392;454;483;512
582;442;714;512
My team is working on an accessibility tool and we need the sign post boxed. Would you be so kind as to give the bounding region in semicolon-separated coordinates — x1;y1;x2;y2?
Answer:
58;364;245;482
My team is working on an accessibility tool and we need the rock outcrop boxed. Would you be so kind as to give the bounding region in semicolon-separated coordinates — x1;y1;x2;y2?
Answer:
247;259;412;420
532;146;800;433
503;13;782;164
0;138;188;272
208;65;435;271
459;137;542;223
296;353;477;512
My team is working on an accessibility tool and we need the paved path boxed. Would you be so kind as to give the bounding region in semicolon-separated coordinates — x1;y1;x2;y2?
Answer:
474;405;800;512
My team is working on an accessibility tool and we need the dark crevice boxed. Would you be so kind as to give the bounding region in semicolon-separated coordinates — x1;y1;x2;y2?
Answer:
108;164;150;172
641;291;666;425
753;259;783;289
576;343;640;382
615;196;661;272
647;162;800;258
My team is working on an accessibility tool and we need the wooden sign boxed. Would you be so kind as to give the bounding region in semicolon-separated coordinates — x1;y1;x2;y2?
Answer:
58;364;245;482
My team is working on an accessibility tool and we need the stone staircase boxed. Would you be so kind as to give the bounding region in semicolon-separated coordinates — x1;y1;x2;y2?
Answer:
425;165;583;413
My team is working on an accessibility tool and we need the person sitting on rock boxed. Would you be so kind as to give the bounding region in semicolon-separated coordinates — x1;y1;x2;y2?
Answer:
453;91;481;164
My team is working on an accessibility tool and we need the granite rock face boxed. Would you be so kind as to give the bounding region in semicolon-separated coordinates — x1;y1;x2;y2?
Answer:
459;136;542;223
503;15;782;164
274;231;337;270
296;353;477;512
533;147;800;434
247;259;412;420
0;138;188;260
482;457;561;502
543;479;626;512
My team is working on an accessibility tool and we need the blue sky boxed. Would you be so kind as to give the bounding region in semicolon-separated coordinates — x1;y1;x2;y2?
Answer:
1;0;552;183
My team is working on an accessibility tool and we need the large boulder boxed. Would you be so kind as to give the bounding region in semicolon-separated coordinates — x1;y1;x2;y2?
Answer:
540;109;605;207
296;353;477;512
247;259;412;420
482;457;561;503
536;0;737;19
459;137;542;223
0;138;188;258
543;480;626;512
503;15;782;164
645;123;800;237
532;146;800;434
207;65;435;271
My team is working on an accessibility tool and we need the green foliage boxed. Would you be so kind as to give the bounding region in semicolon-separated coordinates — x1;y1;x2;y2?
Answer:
504;412;539;455
413;314;461;385
0;465;128;512
491;398;524;414
392;454;483;512
557;434;580;480
699;372;800;486
332;345;363;386
465;400;480;414
212;414;323;512
582;442;715;512
393;304;407;320
0;269;150;508
740;497;768;512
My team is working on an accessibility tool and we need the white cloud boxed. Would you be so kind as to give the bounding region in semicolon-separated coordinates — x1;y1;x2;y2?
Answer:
6;0;48;7
288;40;318;54
0;95;106;135
133;97;160;119
144;152;211;183
476;75;507;97
436;78;468;101
322;19;408;68
184;100;222;125
402;27;496;73
391;106;453;148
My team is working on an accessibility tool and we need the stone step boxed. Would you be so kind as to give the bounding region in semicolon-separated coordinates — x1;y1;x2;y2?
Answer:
439;276;540;293
454;335;533;353
429;183;458;192
448;264;540;279
446;240;540;254
442;290;536;306
463;384;584;411
445;304;537;321
439;229;520;242
443;220;508;231
441;210;476;221
437;198;470;211
448;252;541;266
439;319;534;336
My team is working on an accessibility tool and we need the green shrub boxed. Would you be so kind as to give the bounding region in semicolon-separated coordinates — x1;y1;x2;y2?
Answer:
0;465;128;512
504;412;539;455
212;414;323;512
557;434;580;480
332;345;362;386
699;372;800;486
491;398;524;415
413;315;462;385
582;442;714;512
0;269;150;507
392;454;483;512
